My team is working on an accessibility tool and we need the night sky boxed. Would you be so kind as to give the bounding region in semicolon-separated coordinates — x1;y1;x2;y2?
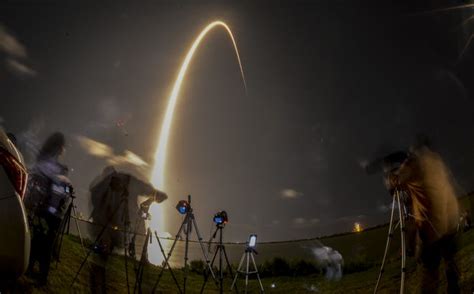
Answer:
1;1;473;242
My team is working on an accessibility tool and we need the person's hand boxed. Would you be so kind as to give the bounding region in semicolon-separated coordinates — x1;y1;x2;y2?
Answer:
154;190;168;203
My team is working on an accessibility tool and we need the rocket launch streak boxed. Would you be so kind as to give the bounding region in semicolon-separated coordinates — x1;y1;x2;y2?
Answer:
147;21;246;264
151;20;246;189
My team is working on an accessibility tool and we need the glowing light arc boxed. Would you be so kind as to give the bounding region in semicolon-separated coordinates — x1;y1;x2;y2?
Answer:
151;20;246;190
147;21;246;247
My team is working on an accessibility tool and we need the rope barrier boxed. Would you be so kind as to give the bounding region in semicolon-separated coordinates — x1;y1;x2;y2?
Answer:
70;216;325;245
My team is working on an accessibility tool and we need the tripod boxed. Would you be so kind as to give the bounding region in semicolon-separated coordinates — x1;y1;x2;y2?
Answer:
374;189;407;294
133;226;182;293
53;192;87;266
231;245;264;293
71;192;132;293
200;224;235;294
152;196;217;293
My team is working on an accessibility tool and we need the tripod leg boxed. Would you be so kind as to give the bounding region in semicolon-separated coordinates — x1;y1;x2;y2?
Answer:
397;191;406;294
54;205;71;265
125;246;130;294
131;216;144;274
137;234;150;294
123;223;131;293
71;206;88;258
393;219;401;231
192;214;217;283
183;216;191;293
71;197;126;287
219;245;224;294
71;231;101;287
200;247;219;294
231;253;246;291
66;205;72;234
250;253;264;293
223;246;237;292
245;252;250;294
134;229;150;294
68;206;92;274
374;195;397;294
152;217;187;293
223;246;234;276
154;231;183;294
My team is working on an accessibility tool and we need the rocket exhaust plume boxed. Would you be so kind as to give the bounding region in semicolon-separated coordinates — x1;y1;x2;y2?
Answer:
147;21;246;264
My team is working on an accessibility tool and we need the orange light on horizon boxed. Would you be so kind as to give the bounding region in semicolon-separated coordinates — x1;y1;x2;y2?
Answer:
353;222;363;233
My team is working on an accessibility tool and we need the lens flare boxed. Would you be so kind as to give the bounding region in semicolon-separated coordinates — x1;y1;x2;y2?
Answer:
147;20;246;265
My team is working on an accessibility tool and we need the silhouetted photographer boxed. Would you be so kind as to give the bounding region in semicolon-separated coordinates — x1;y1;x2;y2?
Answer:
87;166;167;294
382;137;460;294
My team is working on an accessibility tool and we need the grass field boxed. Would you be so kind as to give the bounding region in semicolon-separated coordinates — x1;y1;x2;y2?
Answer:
11;225;474;293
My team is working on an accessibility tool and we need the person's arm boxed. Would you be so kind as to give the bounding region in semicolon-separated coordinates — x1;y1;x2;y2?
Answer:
138;191;167;215
384;158;417;193
130;177;168;203
153;190;168;203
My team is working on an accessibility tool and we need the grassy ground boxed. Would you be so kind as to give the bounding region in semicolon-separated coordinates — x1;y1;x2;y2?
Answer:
10;227;474;293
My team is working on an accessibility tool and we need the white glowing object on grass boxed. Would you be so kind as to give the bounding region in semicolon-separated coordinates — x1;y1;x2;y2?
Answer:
147;202;166;265
312;246;343;281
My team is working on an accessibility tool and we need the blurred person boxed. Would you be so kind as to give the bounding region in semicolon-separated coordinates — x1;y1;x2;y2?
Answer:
312;246;344;281
88;166;167;294
326;247;343;281
384;136;460;294
23;132;70;285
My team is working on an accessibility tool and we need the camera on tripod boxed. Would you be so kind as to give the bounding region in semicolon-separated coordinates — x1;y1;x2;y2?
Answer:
176;199;191;214
213;211;228;226
64;184;73;195
367;151;412;294
231;234;264;293
48;182;74;218
365;151;409;176
248;234;257;249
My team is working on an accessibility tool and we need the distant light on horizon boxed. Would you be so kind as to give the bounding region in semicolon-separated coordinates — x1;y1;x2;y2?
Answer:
353;222;363;233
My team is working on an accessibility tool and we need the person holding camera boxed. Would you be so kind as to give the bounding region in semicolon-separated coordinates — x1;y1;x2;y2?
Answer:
24;132;71;285
88;166;167;293
384;138;460;294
